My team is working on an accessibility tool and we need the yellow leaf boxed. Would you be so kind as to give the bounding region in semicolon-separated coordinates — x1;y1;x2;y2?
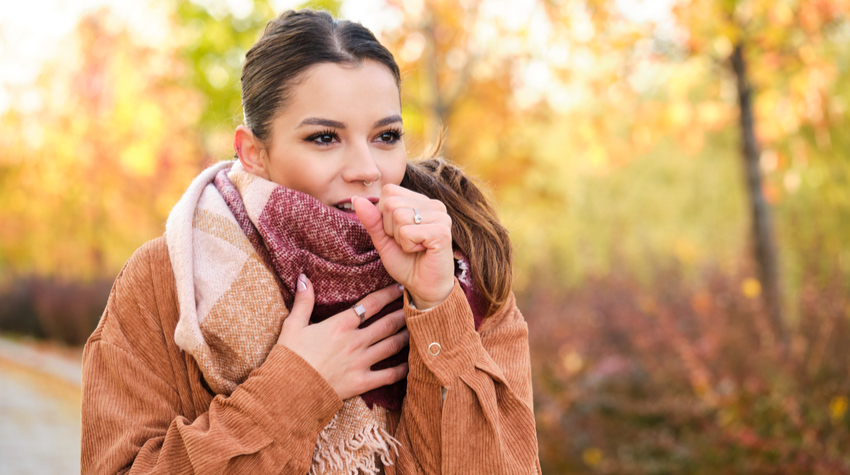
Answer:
830;396;848;422
667;101;693;127
582;447;602;467
120;142;156;177
741;278;762;298
561;351;583;375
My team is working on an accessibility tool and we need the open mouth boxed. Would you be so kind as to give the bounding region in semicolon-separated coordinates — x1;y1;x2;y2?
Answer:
330;197;376;217
334;202;355;212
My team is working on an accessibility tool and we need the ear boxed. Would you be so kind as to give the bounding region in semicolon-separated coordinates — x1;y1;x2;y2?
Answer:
234;125;270;180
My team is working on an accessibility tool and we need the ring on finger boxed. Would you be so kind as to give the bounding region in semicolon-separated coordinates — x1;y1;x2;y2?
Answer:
352;304;367;325
412;208;422;225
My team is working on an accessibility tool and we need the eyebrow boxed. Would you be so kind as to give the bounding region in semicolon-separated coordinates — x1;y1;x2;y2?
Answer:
296;115;403;129
372;115;403;128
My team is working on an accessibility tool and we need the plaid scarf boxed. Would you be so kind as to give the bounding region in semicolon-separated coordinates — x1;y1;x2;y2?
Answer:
166;160;484;474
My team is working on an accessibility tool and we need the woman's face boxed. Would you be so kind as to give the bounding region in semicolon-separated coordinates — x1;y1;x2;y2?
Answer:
236;59;406;218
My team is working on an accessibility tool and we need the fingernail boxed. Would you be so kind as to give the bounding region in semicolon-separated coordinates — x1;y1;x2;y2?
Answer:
397;283;405;293
297;273;307;292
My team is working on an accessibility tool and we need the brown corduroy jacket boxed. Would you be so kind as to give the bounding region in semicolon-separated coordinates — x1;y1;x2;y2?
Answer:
81;237;541;474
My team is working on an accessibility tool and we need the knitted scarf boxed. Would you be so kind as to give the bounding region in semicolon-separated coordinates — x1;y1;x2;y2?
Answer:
166;160;485;474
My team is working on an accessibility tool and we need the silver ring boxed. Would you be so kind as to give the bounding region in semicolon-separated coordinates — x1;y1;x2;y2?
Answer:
352;304;367;324
413;208;422;224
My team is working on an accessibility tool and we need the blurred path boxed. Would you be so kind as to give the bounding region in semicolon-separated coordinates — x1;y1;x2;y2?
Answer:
0;336;82;475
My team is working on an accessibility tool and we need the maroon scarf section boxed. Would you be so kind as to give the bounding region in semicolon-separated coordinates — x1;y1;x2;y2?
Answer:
214;169;484;410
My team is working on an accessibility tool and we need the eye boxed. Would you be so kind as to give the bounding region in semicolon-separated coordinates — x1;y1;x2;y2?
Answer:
304;129;339;146
375;128;403;145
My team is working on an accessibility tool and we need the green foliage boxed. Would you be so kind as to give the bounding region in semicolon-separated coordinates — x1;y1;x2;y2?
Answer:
175;0;274;152
175;0;342;157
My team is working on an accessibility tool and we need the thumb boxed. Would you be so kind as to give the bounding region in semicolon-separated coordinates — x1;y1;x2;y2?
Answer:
352;196;395;256
287;273;314;328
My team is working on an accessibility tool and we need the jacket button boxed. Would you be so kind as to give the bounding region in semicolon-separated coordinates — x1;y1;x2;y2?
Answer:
428;342;442;356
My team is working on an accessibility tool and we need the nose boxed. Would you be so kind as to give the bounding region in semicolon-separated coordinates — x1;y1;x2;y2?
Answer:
342;140;381;185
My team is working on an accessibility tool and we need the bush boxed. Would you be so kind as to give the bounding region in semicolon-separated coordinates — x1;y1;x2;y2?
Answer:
0;276;112;346
524;261;850;474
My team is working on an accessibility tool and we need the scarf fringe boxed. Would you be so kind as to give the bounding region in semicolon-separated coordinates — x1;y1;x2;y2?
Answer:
310;411;401;475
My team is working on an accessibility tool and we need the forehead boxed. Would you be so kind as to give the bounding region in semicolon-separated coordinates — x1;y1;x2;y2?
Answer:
280;60;401;126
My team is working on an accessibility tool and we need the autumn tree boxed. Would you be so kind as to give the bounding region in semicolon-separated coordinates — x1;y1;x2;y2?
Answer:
0;10;204;281
671;0;850;348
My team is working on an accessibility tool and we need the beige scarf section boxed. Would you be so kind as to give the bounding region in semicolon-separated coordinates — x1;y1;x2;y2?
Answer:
165;161;399;474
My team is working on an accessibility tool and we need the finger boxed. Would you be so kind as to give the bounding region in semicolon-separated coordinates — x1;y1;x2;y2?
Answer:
380;192;445;234
353;196;399;260
335;282;404;330
397;223;453;254
364;328;409;364
361;363;409;393
379;193;436;239
364;309;406;345
382;195;405;239
284;273;314;329
377;183;423;201
392;208;452;253
390;206;423;247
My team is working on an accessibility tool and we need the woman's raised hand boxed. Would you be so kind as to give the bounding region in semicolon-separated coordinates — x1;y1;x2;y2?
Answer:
276;275;409;401
353;185;455;310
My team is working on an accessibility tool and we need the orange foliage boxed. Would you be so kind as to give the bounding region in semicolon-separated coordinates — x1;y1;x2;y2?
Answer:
0;12;206;280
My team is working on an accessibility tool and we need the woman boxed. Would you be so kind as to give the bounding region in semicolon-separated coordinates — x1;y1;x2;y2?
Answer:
81;9;540;474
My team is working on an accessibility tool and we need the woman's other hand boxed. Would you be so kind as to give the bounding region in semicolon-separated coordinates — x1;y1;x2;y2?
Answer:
277;275;409;400
353;186;454;310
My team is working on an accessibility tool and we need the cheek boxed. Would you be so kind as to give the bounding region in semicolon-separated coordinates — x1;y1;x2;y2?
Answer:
383;151;408;186
269;153;329;192
292;164;334;192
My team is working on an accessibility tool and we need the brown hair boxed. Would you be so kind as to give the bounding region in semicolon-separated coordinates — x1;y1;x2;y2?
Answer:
241;9;513;316
241;9;400;142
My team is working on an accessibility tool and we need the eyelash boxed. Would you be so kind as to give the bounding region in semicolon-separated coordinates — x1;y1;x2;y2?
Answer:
303;128;404;146
305;129;339;145
377;128;404;145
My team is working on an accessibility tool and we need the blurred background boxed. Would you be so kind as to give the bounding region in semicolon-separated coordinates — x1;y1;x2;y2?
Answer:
1;0;849;473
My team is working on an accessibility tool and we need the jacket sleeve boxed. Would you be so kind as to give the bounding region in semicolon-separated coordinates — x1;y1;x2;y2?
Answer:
81;244;343;475
392;278;541;475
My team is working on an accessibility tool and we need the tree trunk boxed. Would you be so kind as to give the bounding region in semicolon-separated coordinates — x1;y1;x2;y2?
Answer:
730;43;785;347
421;13;446;149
